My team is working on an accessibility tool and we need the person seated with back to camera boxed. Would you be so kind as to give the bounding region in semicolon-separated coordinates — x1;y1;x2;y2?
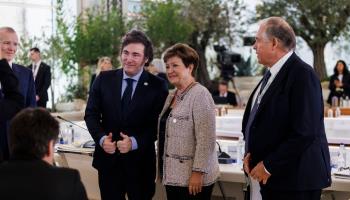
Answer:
212;80;238;106
0;108;88;200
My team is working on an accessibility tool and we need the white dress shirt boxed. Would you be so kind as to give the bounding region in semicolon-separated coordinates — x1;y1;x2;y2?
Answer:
32;60;41;80
249;50;293;200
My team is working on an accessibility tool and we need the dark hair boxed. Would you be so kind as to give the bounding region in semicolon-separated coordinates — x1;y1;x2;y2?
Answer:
30;47;40;53
9;108;59;159
121;30;153;66
219;80;228;86
264;17;296;51
163;43;199;77
333;60;349;76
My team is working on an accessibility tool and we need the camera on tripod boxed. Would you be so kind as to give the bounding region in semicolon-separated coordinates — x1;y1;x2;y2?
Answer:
213;45;241;81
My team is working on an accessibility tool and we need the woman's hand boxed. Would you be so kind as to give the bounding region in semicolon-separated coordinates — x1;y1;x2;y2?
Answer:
188;171;204;196
335;80;343;88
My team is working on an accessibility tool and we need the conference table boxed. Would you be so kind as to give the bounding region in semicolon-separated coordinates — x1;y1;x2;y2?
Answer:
55;116;350;200
216;115;350;144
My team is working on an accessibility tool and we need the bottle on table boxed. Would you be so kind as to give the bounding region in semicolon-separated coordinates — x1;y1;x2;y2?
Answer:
340;97;344;108
335;107;341;118
345;96;349;108
332;96;339;107
236;136;245;166
327;108;333;118
338;143;347;169
68;125;75;144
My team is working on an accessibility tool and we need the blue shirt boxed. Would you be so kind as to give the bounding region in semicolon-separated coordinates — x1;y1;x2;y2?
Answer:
99;68;144;150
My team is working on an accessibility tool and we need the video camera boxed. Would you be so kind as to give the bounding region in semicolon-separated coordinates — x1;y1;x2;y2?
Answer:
213;45;241;81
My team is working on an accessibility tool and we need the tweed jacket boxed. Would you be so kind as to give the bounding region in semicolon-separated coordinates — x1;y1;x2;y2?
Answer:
157;82;220;186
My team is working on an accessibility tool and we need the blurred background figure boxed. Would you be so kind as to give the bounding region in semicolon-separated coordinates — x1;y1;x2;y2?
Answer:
28;47;52;108
212;80;238;106
327;60;350;105
147;58;171;89
89;57;113;90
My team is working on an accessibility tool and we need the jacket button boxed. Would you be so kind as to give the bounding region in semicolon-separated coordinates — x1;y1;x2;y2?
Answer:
165;154;169;157
179;160;183;163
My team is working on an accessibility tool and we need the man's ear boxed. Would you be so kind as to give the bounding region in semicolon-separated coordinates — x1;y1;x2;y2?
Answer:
272;37;279;49
47;140;54;156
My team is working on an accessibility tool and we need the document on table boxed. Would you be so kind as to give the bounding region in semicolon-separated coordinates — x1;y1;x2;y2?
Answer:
333;169;350;179
56;144;94;154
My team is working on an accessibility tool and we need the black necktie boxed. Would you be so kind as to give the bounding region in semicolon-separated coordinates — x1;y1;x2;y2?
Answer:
121;78;134;117
245;70;271;152
32;64;37;79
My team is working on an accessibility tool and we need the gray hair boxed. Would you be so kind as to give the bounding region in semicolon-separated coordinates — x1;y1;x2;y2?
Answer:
0;27;17;40
263;17;296;51
151;58;166;73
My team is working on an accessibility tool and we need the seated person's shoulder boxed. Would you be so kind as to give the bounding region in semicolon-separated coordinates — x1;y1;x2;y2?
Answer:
51;166;81;179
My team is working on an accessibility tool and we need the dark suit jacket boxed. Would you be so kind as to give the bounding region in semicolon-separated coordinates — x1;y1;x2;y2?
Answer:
0;59;24;163
85;69;168;176
212;91;237;106
89;73;97;92
28;62;51;103
0;159;87;200
0;59;23;121
12;64;36;107
327;73;350;104
0;63;35;161
242;53;331;191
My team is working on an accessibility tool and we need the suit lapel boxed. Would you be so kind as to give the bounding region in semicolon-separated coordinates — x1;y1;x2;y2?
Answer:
35;63;45;83
12;64;20;76
159;91;175;119
256;53;296;115
114;70;123;119
127;71;149;114
242;79;262;130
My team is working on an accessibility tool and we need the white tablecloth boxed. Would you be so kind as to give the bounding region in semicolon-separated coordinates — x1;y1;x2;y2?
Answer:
216;115;350;144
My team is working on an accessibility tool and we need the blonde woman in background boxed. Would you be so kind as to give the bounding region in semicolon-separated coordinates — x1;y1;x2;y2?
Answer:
89;57;113;90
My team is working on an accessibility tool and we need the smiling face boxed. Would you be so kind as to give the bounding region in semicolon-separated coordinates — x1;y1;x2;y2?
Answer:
120;43;148;76
0;30;18;62
165;56;193;89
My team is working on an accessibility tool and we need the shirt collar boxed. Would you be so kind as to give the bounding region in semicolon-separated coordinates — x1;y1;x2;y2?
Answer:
269;51;293;77
123;68;143;82
33;60;41;67
8;60;13;69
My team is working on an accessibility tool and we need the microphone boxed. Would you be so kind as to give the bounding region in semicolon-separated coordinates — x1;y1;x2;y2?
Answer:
216;141;235;164
56;115;88;131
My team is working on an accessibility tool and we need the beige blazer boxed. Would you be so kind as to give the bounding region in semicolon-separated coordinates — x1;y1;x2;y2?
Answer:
157;83;220;187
